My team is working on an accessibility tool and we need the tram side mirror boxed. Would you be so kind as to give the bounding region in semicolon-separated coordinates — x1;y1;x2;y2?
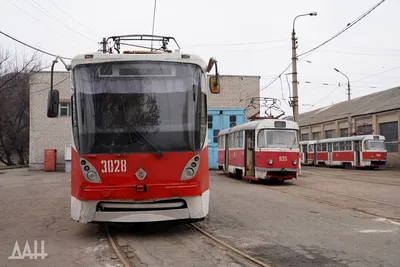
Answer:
209;76;220;94
206;57;220;94
47;89;60;118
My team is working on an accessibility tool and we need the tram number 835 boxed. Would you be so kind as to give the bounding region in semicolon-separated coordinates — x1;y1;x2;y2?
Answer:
101;159;127;173
279;156;288;161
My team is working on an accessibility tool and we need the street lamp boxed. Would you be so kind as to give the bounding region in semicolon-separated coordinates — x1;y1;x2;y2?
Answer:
291;12;317;124
334;68;351;101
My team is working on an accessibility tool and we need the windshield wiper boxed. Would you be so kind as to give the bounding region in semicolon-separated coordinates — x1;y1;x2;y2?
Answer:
290;137;297;150
123;120;163;157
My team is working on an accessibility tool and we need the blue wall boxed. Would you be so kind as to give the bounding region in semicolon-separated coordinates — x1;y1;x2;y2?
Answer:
207;108;247;169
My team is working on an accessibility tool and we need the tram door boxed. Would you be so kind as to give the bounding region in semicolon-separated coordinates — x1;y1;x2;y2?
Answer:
313;144;317;165
327;143;332;165
245;130;255;177
224;135;229;171
354;141;361;166
302;144;308;163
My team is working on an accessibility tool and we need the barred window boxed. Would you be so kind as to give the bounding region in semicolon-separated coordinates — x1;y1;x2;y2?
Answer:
379;122;398;152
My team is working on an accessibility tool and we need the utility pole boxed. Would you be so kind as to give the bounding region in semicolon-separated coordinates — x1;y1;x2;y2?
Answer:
334;68;351;101
291;12;317;123
347;80;351;101
291;30;299;123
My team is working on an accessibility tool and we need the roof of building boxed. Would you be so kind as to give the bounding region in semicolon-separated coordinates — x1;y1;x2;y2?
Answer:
298;86;400;127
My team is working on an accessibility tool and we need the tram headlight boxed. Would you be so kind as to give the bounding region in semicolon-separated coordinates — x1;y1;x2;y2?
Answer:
268;159;273;165
185;168;195;177
181;154;200;181
87;171;98;181
371;156;375;159
293;160;298;165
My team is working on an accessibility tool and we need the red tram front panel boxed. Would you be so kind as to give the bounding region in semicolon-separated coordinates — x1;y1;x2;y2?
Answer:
255;151;300;179
71;148;209;202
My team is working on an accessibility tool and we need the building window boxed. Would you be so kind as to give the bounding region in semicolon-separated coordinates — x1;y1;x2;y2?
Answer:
208;115;213;129
213;129;220;144
301;133;309;141
356;124;373;135
312;132;320;140
379;121;398;152
340;128;348;137
59;102;71;116
230;115;236;127
324;130;335;139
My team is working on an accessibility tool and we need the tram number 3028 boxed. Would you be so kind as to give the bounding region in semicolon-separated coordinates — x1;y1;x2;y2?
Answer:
101;160;127;173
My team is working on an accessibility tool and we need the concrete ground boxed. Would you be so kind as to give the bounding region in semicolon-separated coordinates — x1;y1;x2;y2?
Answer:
0;168;120;267
199;168;400;267
1;167;399;267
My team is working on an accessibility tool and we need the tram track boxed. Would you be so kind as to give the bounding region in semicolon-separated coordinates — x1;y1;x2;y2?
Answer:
301;168;400;186
295;184;400;208
105;222;272;267
264;182;400;222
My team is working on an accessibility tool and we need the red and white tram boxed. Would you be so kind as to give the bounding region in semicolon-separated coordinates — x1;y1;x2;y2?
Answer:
217;119;301;183
300;135;387;168
46;35;220;223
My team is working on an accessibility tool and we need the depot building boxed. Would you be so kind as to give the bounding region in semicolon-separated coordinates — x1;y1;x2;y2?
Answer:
29;72;260;171
297;86;400;168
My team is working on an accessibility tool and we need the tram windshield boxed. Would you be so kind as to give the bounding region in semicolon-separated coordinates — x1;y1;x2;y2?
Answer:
364;140;386;151
257;129;298;149
72;61;207;154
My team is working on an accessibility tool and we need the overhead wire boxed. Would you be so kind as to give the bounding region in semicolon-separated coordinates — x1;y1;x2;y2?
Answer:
5;0;83;45
298;0;386;58
0;30;72;60
47;0;101;38
22;0;97;43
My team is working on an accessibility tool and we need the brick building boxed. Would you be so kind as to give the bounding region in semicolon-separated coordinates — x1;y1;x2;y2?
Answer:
298;86;400;168
206;75;260;168
29;72;260;171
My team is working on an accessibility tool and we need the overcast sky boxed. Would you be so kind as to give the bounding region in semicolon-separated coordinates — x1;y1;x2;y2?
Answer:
1;0;399;116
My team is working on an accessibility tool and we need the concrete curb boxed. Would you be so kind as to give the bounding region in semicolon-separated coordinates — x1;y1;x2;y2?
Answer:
0;165;29;170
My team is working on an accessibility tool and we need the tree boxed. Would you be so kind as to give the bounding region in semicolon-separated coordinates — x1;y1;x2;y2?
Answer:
0;48;44;165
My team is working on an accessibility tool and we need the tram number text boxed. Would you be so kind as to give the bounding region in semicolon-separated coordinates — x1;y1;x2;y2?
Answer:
279;156;288;162
101;160;127;173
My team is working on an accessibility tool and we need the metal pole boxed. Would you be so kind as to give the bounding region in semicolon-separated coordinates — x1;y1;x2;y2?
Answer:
151;0;157;50
347;80;351;101
291;30;299;123
102;37;107;53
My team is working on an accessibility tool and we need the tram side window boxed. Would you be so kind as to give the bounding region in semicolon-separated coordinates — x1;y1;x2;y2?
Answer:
239;131;244;148
257;129;266;148
317;144;321;152
308;144;313;152
345;141;352;151
333;142;339;151
339;142;345;151
234;132;239;148
322;143;327;151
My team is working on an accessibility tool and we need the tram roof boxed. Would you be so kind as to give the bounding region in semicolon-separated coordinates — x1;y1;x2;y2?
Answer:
218;119;299;136
299;135;385;145
70;50;208;71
